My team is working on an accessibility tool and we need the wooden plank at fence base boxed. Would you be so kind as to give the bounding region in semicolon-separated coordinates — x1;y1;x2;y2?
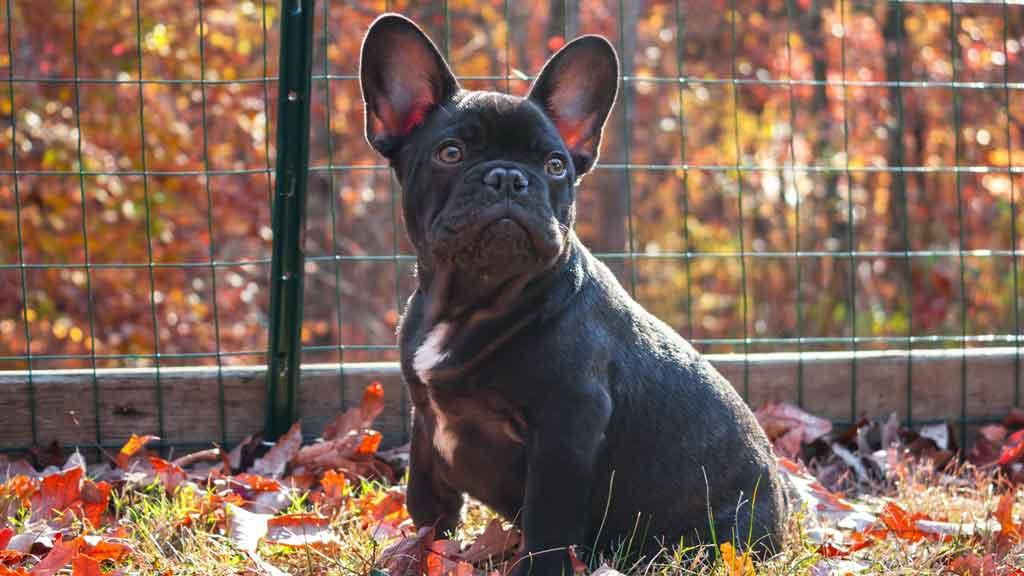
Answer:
0;348;1020;452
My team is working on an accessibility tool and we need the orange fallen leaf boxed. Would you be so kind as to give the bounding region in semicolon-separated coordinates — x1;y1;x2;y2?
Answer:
996;488;1021;552
81;531;132;563
116;434;159;469
355;431;383;458
719;542;754;576
233;473;283;494
5;476;37;507
879;502;930;542
70;555;100;576
0;566;30;576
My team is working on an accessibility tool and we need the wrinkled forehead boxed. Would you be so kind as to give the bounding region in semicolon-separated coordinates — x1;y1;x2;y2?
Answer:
424;90;562;150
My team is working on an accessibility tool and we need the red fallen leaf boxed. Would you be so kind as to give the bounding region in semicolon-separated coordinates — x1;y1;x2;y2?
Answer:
116;434;159;469
148;457;187;492
378;526;435;576
250;421;302;479
80;480;111;527
0;528;12;550
0;566;30;576
264;514;336;547
880;502;930;542
70;554;100;576
999;430;1024;466
947;552;1024;576
817;530;876;559
458;518;521;564
29;534;78;576
30;467;82;524
228;432;263;473
233;473;283;494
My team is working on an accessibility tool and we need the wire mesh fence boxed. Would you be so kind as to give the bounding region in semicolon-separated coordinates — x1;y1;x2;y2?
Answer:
1;0;1022;450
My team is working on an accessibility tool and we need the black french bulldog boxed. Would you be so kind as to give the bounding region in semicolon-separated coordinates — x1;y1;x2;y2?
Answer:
359;13;786;575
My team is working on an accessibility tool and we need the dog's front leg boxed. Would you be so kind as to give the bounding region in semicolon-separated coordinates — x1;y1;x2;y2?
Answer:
406;415;462;538
511;386;612;576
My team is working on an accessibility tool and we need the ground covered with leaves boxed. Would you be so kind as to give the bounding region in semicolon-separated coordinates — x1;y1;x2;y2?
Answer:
3;384;1024;576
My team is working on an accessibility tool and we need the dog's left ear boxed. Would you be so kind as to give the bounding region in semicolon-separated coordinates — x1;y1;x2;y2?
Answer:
359;14;459;158
528;35;619;177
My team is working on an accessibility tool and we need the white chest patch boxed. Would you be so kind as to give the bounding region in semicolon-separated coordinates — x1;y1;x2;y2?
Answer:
427;394;458;464
413;322;451;384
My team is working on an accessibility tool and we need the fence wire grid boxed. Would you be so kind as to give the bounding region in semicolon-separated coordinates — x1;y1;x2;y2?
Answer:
1;0;1023;450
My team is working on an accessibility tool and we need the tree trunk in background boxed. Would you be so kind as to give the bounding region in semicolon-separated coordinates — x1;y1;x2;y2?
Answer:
884;1;908;254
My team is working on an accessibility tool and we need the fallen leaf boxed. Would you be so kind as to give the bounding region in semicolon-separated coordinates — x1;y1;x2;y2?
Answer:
233;473;284;494
755;402;832;445
225;502;271;552
591;565;626;576
116;435;158;469
29;534;78;576
265;514;336;547
80;533;132;563
228;433;263;473
719;542;754;576
148;457;187;492
999;430;1024;467
378;526;434;576
323;383;386;442
30;467;82;524
996;488;1021;552
70;555;100;576
0;528;12;550
250;422;302;479
80;480;111;527
459;519;521;564
879;502;929;542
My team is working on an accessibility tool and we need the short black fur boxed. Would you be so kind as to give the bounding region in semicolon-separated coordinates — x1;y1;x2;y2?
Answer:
359;14;787;576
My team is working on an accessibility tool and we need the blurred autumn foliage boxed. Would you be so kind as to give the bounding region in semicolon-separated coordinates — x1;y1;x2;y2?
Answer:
1;0;1023;371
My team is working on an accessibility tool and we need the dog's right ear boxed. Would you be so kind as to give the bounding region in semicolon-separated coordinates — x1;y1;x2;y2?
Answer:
359;14;459;158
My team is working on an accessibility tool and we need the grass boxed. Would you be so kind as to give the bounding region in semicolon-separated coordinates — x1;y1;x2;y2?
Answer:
30;456;1018;575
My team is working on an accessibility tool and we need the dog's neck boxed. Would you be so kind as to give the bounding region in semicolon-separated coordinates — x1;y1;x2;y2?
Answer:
410;234;586;385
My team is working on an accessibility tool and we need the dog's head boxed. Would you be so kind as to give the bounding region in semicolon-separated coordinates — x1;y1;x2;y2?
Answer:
359;14;618;307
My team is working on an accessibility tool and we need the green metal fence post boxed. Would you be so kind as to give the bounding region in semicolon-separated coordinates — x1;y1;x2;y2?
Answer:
266;0;316;440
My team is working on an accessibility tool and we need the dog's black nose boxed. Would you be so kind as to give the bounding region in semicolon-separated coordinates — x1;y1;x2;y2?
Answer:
483;167;528;194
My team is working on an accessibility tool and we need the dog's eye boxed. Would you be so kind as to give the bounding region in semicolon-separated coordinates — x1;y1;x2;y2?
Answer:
435;141;464;165
545;156;567;178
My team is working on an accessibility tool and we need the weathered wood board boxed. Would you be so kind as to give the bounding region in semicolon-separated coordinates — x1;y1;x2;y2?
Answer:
0;349;1020;452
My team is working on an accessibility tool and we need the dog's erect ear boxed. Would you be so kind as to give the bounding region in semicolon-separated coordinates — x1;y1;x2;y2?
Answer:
528;35;619;177
359;14;459;158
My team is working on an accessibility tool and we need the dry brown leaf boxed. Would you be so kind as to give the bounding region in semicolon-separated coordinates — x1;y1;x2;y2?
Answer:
459;519;521;564
250;422;302;479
